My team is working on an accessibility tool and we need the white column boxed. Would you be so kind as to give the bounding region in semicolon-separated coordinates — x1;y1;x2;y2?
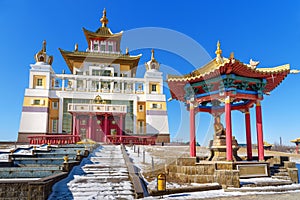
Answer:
110;81;114;93
144;81;149;94
133;97;138;134
121;82;125;93
86;79;90;92
99;80;102;92
58;98;64;133
73;79;77;91
132;82;136;94
83;79;87;91
62;79;65;91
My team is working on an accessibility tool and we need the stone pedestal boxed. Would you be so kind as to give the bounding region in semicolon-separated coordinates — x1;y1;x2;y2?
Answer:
209;136;241;161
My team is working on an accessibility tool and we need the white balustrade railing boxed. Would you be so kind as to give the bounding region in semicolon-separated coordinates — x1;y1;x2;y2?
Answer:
68;103;127;113
51;74;145;94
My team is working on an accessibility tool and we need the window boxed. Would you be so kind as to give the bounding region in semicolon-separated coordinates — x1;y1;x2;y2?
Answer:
151;84;157;92
33;99;40;105
52;119;58;133
138;105;144;112
92;70;101;76
37;79;43;86
52;102;58;110
93;43;99;51
108;45;113;52
152;103;158;109
100;45;106;52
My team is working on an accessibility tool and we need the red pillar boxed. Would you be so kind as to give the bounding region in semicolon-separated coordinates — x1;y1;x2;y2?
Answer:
88;114;92;140
225;96;233;161
189;102;196;157
104;114;109;142
256;100;264;161
72;114;77;143
245;109;253;161
76;116;80;142
119;114;123;135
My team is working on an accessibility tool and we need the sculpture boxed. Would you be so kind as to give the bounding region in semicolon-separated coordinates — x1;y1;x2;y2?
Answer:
214;115;225;137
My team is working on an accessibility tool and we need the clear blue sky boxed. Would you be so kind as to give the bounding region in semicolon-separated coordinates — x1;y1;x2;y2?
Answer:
0;0;299;146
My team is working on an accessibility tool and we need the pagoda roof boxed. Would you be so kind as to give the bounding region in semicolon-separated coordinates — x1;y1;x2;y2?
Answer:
167;41;298;102
83;8;123;41
291;138;300;143
59;49;141;73
83;27;123;40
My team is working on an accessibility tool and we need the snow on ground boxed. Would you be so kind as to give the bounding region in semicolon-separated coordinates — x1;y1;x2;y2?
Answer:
142;187;300;199
49;145;135;200
126;145;300;199
0;144;51;161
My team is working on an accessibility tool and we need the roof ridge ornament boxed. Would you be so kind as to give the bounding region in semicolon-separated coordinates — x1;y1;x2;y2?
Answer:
290;69;300;74
215;40;223;64
100;8;109;27
249;58;260;68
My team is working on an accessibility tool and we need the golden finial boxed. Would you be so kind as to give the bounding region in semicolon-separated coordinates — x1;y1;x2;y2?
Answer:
42;40;46;52
215;40;222;57
100;8;109;27
151;49;155;61
230;52;234;59
125;47;129;55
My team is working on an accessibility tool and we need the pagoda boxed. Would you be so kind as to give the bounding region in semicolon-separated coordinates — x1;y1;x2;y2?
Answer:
167;41;298;161
59;8;141;76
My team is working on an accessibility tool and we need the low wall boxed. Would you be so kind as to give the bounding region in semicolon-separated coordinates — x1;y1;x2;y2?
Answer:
166;158;240;188
0;172;68;200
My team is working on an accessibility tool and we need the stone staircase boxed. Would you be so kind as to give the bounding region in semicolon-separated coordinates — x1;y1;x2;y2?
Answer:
271;164;292;181
49;145;135;200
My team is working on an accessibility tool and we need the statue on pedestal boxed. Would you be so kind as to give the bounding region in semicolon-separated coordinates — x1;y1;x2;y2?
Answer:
214;115;225;137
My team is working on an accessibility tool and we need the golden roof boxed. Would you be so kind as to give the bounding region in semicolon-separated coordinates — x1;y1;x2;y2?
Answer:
291;138;300;143
83;8;123;39
59;49;141;73
167;41;293;82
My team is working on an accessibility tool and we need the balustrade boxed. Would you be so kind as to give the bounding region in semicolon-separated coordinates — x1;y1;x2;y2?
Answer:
50;75;146;94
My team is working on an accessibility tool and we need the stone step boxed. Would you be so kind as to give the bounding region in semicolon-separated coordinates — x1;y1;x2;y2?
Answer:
272;176;292;180
274;172;289;176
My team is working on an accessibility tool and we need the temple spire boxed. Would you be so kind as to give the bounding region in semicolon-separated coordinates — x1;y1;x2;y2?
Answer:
151;49;154;60
42;40;46;52
215;40;223;64
215;40;222;57
100;8;109;27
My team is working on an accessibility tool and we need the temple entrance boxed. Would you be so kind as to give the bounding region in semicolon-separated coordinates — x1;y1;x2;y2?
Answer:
69;102;127;143
92;115;105;142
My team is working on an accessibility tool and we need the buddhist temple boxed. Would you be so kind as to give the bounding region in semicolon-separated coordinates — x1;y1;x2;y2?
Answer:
167;41;298;161
18;9;170;144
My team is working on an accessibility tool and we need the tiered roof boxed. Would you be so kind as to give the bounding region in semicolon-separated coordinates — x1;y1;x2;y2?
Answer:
167;41;298;102
59;8;141;74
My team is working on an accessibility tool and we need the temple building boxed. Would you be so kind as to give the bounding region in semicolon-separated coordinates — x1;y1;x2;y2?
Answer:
167;41;298;161
18;9;170;143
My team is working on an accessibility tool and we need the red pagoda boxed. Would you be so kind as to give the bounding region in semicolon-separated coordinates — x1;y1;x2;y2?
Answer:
167;41;299;161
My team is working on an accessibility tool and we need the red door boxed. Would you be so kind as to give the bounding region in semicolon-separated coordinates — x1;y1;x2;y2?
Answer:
108;115;120;136
92;115;105;142
78;116;88;140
